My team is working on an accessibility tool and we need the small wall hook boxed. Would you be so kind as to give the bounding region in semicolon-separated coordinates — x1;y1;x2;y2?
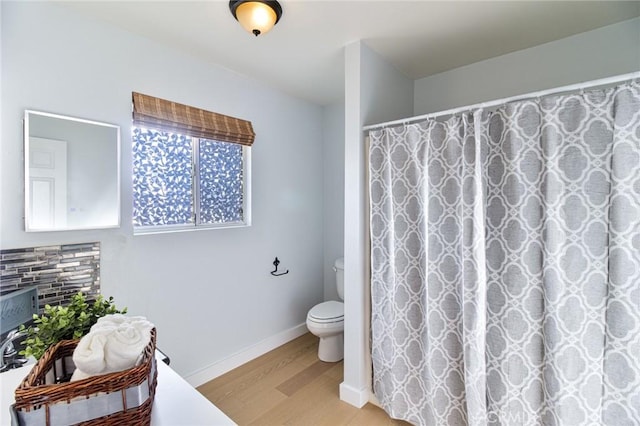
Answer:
271;257;289;276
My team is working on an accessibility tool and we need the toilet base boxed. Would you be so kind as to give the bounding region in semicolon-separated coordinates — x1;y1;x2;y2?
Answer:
318;333;343;362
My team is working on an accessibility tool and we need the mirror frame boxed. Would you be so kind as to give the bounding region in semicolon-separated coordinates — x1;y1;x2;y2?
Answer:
24;110;121;232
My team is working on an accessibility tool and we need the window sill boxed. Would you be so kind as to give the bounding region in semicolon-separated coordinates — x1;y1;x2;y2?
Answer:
133;222;250;236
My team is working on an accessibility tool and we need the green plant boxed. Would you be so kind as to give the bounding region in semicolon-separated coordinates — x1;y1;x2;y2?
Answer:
19;292;127;360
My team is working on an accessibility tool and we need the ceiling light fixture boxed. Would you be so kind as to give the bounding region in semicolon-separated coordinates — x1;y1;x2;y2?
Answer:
229;1;283;37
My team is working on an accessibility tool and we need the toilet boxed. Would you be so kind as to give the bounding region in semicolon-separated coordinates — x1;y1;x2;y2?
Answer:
306;258;344;362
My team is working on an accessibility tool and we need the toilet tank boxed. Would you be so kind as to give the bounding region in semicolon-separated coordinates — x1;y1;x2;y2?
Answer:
334;258;344;300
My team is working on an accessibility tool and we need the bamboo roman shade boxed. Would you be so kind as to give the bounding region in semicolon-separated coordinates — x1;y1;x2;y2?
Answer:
132;92;255;146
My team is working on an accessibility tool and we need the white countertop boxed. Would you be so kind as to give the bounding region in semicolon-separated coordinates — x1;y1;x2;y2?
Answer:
0;358;236;426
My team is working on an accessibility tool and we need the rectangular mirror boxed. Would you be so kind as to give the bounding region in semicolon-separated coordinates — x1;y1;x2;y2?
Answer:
24;110;120;232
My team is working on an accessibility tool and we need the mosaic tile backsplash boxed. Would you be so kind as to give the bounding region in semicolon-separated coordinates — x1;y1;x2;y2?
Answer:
0;242;100;313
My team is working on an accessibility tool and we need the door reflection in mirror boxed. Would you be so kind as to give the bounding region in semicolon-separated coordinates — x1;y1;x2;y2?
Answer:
29;137;68;229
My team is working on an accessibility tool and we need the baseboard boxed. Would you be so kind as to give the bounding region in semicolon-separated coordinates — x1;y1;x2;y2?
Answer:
184;323;308;388
339;382;369;408
368;392;382;407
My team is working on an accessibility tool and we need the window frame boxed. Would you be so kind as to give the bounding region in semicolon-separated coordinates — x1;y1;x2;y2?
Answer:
132;128;252;235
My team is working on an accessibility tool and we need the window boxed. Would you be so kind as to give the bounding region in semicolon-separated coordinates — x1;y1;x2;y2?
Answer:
131;93;254;233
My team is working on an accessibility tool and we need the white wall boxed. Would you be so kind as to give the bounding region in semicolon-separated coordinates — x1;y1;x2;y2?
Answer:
322;102;345;301
341;41;413;407
414;17;640;115
1;2;325;382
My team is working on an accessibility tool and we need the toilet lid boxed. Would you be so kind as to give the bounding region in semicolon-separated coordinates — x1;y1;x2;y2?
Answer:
308;301;344;323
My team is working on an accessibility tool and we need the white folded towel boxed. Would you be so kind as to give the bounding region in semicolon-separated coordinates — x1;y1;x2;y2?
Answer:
70;368;92;382
93;314;153;331
103;323;150;371
70;328;111;375
70;314;154;382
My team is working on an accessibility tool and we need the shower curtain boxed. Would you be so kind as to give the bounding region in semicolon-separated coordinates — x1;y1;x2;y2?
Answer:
369;80;640;425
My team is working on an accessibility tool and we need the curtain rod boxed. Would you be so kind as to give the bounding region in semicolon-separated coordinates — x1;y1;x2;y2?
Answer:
363;72;640;132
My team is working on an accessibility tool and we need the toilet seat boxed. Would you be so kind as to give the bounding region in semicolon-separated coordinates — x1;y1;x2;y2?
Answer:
307;301;344;324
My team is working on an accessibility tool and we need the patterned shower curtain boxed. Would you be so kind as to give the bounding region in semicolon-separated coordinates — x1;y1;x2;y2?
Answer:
369;80;640;425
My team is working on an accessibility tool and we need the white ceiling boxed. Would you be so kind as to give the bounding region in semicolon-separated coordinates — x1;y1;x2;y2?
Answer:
62;0;640;106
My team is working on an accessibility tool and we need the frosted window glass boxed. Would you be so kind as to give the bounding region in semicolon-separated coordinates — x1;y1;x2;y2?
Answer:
132;128;193;226
132;128;246;230
199;139;244;224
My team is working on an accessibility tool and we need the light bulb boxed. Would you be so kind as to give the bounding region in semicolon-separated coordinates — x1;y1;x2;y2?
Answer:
236;2;278;36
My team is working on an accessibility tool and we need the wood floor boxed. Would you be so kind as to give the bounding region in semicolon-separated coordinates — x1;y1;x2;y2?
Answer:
197;333;411;425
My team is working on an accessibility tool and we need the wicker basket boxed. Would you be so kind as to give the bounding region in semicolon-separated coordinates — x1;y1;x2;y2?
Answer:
11;328;157;426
